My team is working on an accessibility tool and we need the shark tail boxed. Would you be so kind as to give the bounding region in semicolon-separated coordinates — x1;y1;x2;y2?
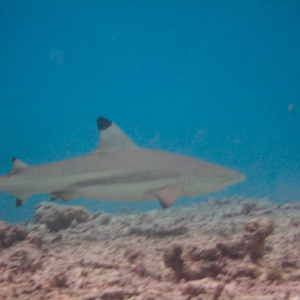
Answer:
0;158;31;207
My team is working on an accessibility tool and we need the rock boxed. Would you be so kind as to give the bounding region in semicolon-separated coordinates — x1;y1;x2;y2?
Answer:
182;260;225;281
129;224;187;238
92;212;111;225
216;240;247;259
100;288;139;299
164;243;184;279
181;280;206;296
124;247;142;263
0;222;28;249
164;243;183;269
222;261;262;280
181;262;208;281
34;202;91;232
181;278;223;298
264;266;282;281
217;216;274;260
243;216;274;259
50;271;68;288
0;196;299;299
164;217;274;284
1;241;44;274
164;243;225;281
189;245;222;261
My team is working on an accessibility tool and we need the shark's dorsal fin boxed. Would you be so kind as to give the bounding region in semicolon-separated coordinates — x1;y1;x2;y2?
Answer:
94;117;139;153
10;158;29;175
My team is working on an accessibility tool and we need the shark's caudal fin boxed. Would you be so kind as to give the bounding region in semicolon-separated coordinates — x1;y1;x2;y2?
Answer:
94;117;139;153
6;158;31;207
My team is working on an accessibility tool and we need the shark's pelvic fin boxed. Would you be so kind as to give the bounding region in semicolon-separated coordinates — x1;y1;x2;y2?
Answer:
94;117;139;153
150;186;182;209
15;198;23;207
10;158;29;175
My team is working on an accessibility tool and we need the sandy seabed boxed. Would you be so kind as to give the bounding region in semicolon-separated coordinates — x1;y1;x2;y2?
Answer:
0;196;300;300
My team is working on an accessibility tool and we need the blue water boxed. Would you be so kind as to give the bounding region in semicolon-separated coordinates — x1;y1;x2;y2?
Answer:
0;1;299;224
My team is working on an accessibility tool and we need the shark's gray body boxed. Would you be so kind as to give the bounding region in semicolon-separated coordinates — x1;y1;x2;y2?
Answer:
0;117;245;208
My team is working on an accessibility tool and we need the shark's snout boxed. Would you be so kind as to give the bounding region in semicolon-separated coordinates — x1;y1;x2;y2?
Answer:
221;170;245;186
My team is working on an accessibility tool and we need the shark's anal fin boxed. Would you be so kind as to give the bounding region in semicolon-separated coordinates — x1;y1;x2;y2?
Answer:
150;186;181;209
94;117;139;153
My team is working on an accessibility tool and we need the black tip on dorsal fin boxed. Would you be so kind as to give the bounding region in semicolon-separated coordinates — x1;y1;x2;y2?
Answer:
94;116;138;153
10;158;29;174
97;117;112;131
15;198;23;207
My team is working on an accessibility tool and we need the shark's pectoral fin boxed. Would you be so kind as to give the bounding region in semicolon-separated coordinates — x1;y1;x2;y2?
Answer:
150;186;181;209
94;117;139;153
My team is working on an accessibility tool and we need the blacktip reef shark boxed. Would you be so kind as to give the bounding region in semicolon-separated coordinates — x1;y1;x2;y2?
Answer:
0;117;245;209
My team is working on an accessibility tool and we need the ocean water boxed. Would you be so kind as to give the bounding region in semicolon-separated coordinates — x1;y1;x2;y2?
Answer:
0;1;299;224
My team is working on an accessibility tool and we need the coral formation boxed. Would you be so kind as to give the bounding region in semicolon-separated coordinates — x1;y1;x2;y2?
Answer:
0;196;299;299
34;202;91;232
0;222;28;249
216;216;274;260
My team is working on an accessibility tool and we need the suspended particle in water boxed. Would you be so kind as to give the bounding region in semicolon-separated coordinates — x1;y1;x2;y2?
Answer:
287;104;294;112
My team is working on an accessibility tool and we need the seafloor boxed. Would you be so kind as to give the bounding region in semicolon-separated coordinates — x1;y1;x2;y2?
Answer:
0;196;299;300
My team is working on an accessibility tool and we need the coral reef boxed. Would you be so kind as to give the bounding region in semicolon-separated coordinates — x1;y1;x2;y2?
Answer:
216;216;274;260
0;196;299;299
34;202;91;232
0;222;28;249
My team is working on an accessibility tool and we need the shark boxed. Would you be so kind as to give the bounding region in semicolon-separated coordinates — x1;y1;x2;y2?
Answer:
0;117;245;209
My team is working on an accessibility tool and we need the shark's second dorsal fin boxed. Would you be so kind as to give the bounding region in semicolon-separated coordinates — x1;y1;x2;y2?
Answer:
94;117;139;153
10;158;29;175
